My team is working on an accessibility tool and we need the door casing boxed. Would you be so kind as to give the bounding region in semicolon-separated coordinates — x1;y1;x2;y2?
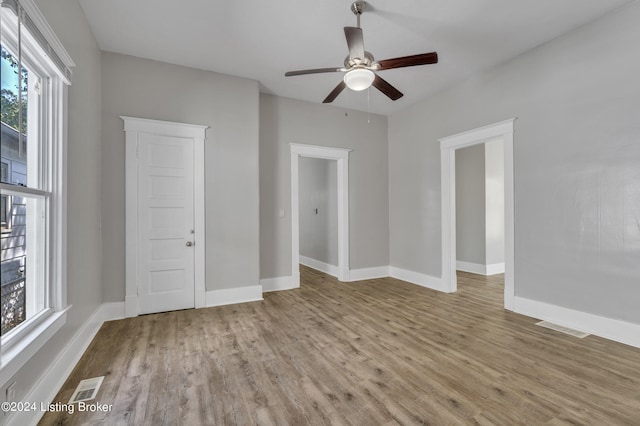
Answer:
439;118;516;310
290;143;351;285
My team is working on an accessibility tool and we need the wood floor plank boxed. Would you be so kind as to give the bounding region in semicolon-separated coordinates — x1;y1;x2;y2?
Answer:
38;267;640;425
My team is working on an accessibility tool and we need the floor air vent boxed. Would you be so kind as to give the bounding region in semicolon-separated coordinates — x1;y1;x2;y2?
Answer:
536;321;590;338
68;376;105;404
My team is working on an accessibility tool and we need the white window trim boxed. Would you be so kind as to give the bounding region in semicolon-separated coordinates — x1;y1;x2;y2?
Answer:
0;0;72;385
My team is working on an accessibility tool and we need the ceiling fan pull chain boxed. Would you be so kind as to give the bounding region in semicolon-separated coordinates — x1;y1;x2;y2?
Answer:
367;87;370;123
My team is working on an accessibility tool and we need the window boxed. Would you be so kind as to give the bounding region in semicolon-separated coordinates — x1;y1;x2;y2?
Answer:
0;0;73;381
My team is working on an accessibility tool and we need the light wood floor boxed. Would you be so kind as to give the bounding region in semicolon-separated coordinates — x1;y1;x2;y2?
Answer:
40;266;640;425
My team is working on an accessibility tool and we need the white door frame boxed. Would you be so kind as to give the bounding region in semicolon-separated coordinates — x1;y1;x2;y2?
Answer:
123;116;208;317
439;118;516;310
290;143;351;286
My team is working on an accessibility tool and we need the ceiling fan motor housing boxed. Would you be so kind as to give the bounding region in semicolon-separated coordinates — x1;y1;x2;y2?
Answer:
344;51;375;68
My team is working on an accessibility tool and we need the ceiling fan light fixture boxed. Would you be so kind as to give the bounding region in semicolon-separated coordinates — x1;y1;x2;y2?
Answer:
343;68;374;91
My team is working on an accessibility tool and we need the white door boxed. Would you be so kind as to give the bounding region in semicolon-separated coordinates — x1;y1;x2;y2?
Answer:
137;133;195;314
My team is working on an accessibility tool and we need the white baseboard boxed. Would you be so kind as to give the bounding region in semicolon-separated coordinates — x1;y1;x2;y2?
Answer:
261;276;298;293
299;256;339;277
124;294;137;318
514;297;640;349
11;302;125;426
486;263;505;275
98;302;126;321
205;285;263;308
389;266;449;293
261;266;391;288
456;261;486;275
456;261;505;276
348;266;390;281
261;267;392;291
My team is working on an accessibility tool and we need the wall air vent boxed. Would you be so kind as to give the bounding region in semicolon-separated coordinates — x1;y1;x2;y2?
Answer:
68;376;105;404
536;321;590;338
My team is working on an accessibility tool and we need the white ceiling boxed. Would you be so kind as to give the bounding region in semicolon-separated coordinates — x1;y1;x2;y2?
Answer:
78;0;633;115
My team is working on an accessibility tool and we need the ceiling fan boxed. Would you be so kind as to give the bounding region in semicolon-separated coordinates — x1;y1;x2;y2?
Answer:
284;1;438;103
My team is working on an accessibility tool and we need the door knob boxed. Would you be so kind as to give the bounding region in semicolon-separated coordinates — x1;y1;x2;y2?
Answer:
185;241;193;247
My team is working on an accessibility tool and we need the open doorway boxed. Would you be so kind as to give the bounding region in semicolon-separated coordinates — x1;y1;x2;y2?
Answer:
290;144;351;287
439;119;516;310
298;157;339;276
455;139;505;276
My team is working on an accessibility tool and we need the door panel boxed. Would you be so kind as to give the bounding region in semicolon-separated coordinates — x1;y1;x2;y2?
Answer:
137;134;195;314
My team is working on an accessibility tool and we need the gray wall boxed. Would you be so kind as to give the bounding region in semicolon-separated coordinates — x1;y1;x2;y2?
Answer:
1;0;103;407
455;141;505;267
299;157;338;266
456;144;486;265
101;52;260;299
389;2;640;323
260;94;389;279
485;139;505;265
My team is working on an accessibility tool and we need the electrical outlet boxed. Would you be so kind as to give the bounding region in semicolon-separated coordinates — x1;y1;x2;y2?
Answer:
6;382;16;403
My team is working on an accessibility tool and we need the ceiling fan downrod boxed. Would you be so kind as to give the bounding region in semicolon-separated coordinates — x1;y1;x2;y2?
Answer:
351;1;366;28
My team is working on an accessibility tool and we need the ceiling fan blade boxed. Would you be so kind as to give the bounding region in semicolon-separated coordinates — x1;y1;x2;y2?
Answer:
323;81;346;103
285;67;343;77
372;74;403;101
377;52;438;70
344;27;365;61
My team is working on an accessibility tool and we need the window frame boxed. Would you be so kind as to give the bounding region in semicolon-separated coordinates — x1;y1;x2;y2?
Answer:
0;0;71;386
0;162;9;231
0;193;9;231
